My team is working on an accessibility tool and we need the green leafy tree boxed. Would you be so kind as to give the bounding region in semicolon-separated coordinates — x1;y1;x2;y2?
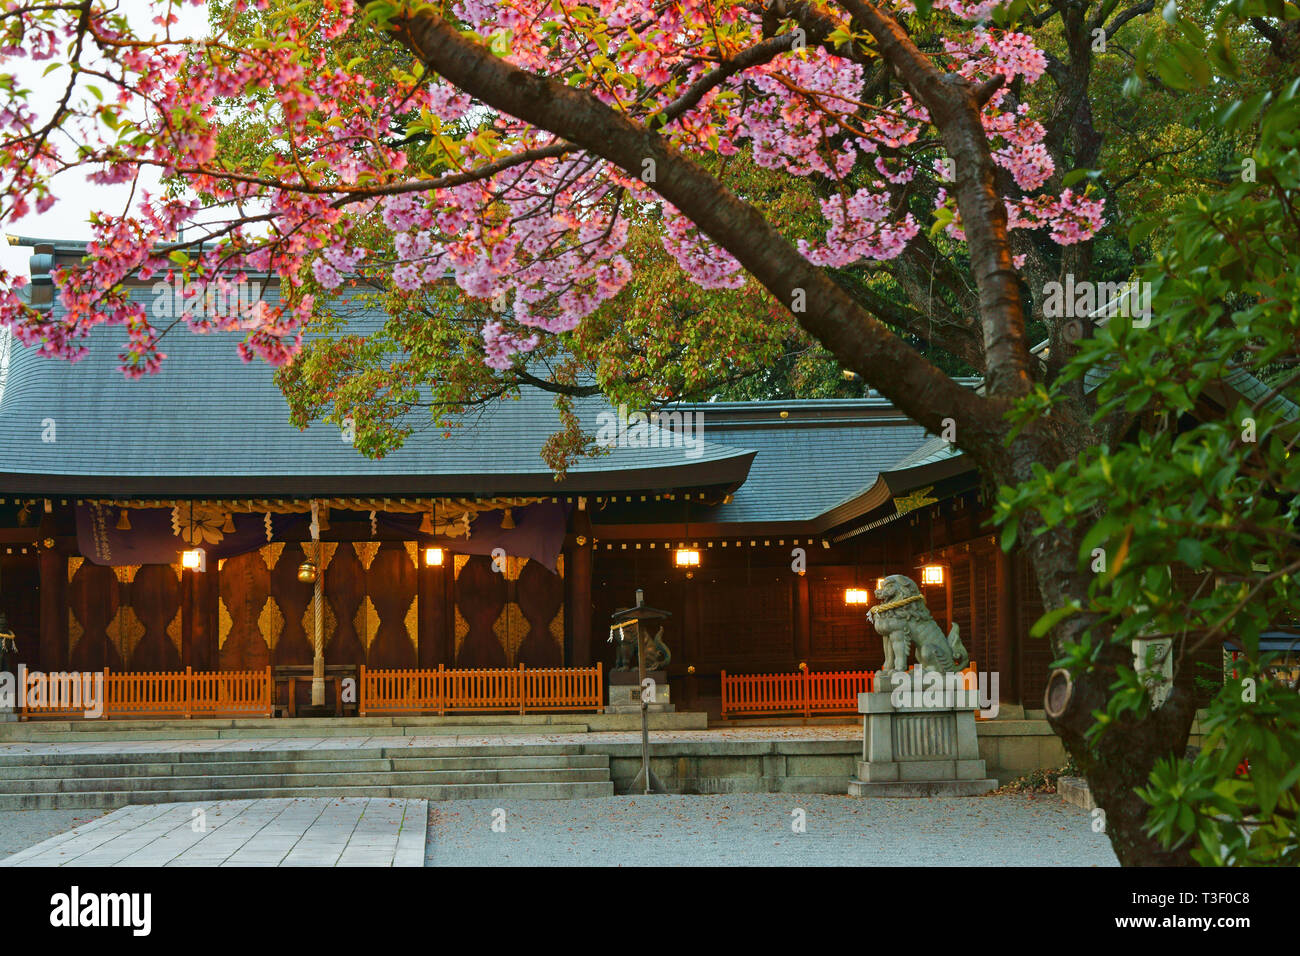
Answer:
997;0;1300;865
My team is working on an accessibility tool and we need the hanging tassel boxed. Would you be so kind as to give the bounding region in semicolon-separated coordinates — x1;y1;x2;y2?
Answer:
116;508;131;531
419;512;435;535
221;512;236;533
500;507;515;530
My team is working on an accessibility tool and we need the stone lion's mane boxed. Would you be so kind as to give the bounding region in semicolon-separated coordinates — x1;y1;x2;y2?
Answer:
886;600;931;624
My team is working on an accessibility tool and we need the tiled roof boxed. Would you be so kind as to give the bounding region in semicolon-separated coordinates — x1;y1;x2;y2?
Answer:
0;290;756;496
670;401;933;524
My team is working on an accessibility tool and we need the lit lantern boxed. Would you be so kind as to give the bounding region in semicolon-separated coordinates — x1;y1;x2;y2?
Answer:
921;564;945;586
844;588;870;605
674;549;700;568
181;549;204;571
425;547;444;566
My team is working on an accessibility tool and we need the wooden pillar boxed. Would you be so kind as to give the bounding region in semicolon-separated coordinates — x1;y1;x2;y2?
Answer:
418;548;438;667
309;502;325;707
181;566;193;671
570;510;593;666
794;572;811;666
37;544;65;672
997;545;1018;705
443;558;456;666
191;565;217;672
943;548;954;630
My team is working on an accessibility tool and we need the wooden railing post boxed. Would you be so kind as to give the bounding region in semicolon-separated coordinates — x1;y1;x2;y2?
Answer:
184;666;192;719
519;662;526;716
359;664;367;717
102;667;111;720
437;662;445;716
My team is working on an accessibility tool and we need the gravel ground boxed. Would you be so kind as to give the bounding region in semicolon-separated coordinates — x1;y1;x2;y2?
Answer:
426;792;1118;867
0;809;112;859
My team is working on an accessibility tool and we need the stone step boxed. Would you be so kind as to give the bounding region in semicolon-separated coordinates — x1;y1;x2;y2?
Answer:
0;754;609;780
0;766;612;794
0;712;709;741
0;780;616;810
14;723;593;742
0;743;589;767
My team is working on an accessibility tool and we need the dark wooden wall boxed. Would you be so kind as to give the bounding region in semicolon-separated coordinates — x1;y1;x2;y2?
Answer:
0;550;39;665
6;539;565;675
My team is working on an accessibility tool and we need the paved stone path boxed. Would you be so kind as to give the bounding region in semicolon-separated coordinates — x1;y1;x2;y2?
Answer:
0;797;426;867
426;792;1118;867
0;809;111;858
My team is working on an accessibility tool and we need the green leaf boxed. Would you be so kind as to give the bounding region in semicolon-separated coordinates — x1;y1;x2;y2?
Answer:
1030;603;1080;639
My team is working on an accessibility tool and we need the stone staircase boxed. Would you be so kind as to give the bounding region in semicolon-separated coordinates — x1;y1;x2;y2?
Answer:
0;712;707;743
0;744;615;809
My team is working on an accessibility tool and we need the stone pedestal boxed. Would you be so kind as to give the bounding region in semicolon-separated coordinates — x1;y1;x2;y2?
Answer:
606;670;674;714
848;685;996;797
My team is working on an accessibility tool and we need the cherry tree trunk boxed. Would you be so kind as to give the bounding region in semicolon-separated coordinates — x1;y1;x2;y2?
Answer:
1019;516;1199;866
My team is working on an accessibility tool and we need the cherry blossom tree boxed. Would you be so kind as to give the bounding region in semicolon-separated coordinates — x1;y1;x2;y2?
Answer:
0;0;1228;863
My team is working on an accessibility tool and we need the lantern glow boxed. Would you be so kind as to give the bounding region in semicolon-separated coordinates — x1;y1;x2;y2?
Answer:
921;564;945;586
674;549;700;568
425;547;444;566
181;549;203;570
844;588;870;605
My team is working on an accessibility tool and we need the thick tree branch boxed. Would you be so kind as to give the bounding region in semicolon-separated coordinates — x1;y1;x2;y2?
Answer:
386;9;1011;460
832;0;1034;400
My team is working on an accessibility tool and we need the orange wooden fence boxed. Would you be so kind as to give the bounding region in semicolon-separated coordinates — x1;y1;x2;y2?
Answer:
721;663;979;718
19;667;274;719
360;664;603;716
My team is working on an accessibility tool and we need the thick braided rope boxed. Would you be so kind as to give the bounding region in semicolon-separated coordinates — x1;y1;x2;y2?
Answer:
867;593;925;615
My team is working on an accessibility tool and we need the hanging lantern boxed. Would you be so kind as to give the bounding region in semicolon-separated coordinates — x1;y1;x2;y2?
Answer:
921;564;945;586
674;548;699;579
425;547;444;566
181;549;205;571
297;561;318;583
844;587;870;605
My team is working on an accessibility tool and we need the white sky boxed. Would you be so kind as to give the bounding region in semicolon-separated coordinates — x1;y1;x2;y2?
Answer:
1;1;211;278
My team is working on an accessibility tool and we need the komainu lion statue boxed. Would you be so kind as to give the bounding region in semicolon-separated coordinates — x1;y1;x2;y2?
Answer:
867;575;968;675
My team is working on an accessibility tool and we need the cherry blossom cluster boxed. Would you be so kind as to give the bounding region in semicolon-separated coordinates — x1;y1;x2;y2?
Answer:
0;0;1105;377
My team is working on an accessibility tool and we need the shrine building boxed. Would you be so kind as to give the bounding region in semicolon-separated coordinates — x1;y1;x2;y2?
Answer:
0;238;1231;717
